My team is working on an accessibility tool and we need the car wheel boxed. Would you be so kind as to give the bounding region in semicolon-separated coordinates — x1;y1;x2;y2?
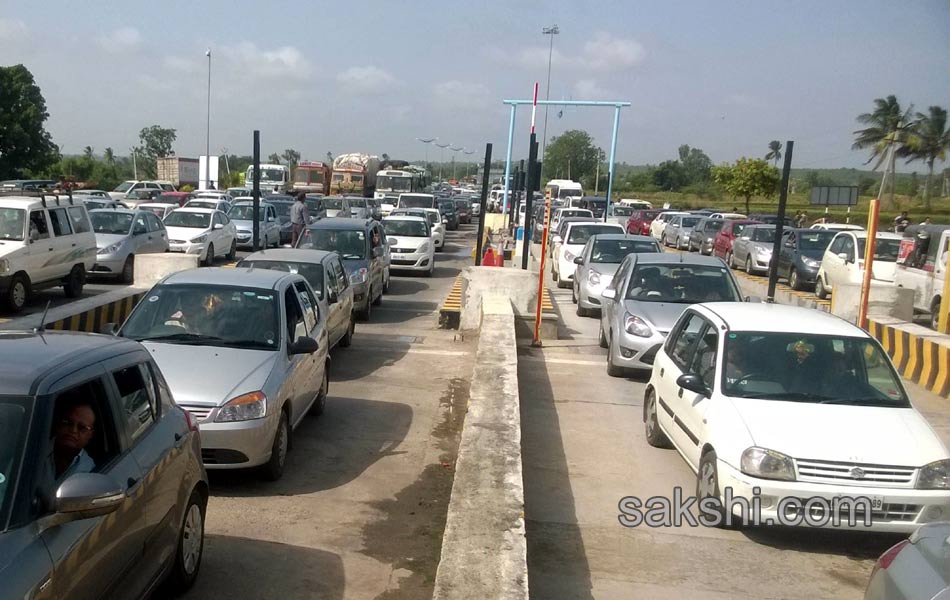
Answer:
644;390;672;448
606;335;625;377
339;320;354;347
120;255;134;284
571;280;579;304
745;256;754;275
163;488;206;594
226;239;237;261
727;251;735;269
815;276;828;300
309;367;329;417
557;276;570;289
372;284;382;306
931;297;942;330
261;410;289;481
4;274;28;313
789;268;802;290
697;449;736;528
63;265;85;298
203;243;214;267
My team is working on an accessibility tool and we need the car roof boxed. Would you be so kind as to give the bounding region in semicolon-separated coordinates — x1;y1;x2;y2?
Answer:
565;220;622;229
0;195;80;209
591;233;656;242
630;253;725;266
384;215;427;222
88;208;140;215
171;207;216;214
160;267;297;288
697;303;865;337
306;217;373;230
0;331;142;396
241;248;335;264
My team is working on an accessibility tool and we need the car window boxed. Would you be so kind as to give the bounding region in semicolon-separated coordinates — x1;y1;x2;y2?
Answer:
47;378;119;489
132;214;148;235
49;208;73;236
67;206;92;234
689;326;719;390
608;257;633;294
295;280;320;330
146;213;164;232
829;236;845;254
29;210;51;240
335;258;348;290
668;312;707;369
111;365;156;444
840;236;855;260
284;286;307;341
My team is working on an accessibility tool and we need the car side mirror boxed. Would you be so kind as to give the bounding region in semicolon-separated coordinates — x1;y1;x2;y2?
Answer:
29;229;39;243
289;335;319;355
676;373;709;397
213;223;224;230
837;252;849;262
55;473;125;520
573;256;584;265
602;288;617;300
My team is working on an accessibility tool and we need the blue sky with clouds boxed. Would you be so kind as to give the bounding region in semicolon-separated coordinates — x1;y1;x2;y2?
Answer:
2;0;948;170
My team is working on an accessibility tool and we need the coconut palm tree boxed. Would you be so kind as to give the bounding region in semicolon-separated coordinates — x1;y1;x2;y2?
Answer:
82;146;94;159
900;106;950;210
103;147;115;165
764;140;782;167
853;95;914;209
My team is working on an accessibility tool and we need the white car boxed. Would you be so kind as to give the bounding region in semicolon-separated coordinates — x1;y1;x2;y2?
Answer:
810;223;865;232
423;208;446;251
164;208;237;266
549;208;594;240
815;231;902;299
710;212;747;220
184;197;232;213
108;180;175;201
649;211;689;241
137;202;177;220
381;215;435;276
552;221;625;288
645;302;950;533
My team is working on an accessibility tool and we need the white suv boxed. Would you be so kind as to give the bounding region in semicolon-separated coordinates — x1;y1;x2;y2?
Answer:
108;180;175;203
0;195;97;312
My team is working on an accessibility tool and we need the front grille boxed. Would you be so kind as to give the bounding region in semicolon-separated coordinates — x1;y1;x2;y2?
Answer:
796;459;916;488
202;449;249;465
392;259;417;266
392;248;416;254
169;239;185;244
181;405;213;422
782;498;921;523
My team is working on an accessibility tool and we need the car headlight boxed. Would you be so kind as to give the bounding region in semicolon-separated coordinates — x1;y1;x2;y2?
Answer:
754;246;770;256
0;258;9;274
740;447;796;481
418;242;431;253
98;242;122;255
624;312;652;337
917;459;950;489
214;391;267;422
801;256;819;268
564;249;576;262
350;267;368;284
588;269;601;286
191;234;208;244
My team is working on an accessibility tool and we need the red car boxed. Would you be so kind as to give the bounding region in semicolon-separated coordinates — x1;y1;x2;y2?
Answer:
625;209;662;235
712;219;760;261
155;191;191;206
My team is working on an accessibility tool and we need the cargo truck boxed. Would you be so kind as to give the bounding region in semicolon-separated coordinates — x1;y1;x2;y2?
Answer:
245;164;290;193
156;157;199;188
330;153;380;196
293;161;332;194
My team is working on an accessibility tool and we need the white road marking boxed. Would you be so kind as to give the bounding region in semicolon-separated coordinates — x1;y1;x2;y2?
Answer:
407;349;470;356
520;355;605;366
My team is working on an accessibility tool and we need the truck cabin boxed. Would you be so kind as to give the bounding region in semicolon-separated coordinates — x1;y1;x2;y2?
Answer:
898;224;950;271
331;171;364;194
294;162;329;192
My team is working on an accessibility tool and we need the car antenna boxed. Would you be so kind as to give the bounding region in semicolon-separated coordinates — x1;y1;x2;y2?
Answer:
34;300;52;333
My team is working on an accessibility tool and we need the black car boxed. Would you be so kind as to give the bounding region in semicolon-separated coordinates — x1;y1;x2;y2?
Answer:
454;199;472;224
267;199;294;244
438;200;460;230
688;217;726;255
776;228;836;290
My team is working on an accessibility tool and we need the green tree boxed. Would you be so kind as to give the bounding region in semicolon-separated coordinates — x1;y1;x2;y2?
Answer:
712;158;780;214
544;130;604;184
765;140;782;167
0;64;59;179
853;95;914;209
132;125;177;178
678;145;712;184
268;153;281;164
653;160;687;191
900;105;950;210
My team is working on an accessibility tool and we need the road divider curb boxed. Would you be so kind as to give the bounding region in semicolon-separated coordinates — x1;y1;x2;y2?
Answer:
46;292;145;332
439;275;463;329
869;317;950;397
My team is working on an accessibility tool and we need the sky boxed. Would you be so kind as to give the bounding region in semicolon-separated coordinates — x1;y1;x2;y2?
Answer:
2;0;948;171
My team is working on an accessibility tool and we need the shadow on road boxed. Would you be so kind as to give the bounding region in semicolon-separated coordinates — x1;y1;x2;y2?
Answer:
328;334;413;380
519;355;594;600
384;278;429;295
180;535;345;600
209;395;412;497
360;300;440;326
743;526;902;562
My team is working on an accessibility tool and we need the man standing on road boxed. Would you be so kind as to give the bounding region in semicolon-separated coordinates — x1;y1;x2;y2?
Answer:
291;192;310;247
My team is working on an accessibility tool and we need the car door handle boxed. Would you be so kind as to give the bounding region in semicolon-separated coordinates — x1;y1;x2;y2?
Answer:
678;388;684;398
660;368;664;377
174;432;185;448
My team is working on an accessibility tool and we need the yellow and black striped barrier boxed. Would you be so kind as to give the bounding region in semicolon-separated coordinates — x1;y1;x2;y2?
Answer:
439;275;463;329
46;292;145;333
869;319;950;398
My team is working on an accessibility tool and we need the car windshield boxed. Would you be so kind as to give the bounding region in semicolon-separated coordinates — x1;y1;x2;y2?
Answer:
399;196;433;208
90;211;133;234
298;228;367;259
680;217;701;228
269;202;292;218
164;212;211;228
704;221;724;233
626;263;741;303
228;205;266;220
438;202;456;213
558;189;580;199
591;239;660;263
186;201;217;210
384;219;428;237
0;396;32;526
752;228;775;242
0;208;26;241
612;206;634;216
798;231;836;251
323;198;344;209
721;332;910;406
567;225;622;245
242;260;325;299
258;168;285;182
113;181;134;193
120;284;280;350
857;238;902;262
305;199;322;212
378;176;412;192
349;199;367;207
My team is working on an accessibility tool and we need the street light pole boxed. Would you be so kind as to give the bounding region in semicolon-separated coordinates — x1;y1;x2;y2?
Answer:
436;143;450;182
464;149;475;178
416;137;437;175
450;146;463;180
540;25;559;170
205;49;212;190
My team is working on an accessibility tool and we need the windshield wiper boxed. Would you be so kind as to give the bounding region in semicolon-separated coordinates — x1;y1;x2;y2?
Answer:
137;332;224;344
217;339;275;350
819;397;903;406
738;392;835;402
340;254;363;260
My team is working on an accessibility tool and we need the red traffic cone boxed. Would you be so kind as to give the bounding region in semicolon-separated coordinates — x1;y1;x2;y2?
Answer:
482;246;496;266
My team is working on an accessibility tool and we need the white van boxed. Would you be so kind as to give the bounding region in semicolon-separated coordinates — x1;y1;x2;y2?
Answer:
895;224;949;330
0;195;97;312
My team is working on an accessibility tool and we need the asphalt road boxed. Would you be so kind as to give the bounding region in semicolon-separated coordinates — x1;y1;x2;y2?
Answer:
178;223;479;600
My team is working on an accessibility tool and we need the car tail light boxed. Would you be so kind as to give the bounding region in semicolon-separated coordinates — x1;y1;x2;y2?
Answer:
870;539;910;580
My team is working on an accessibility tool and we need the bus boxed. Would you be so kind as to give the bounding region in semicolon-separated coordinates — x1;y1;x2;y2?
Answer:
544;179;584;203
375;168;427;199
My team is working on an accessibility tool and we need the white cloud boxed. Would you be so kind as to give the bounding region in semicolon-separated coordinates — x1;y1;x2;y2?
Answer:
163;55;199;73
432;80;492;111
336;66;394;94
0;19;28;43
224;42;311;81
573;79;615;100
96;26;142;52
581;32;645;71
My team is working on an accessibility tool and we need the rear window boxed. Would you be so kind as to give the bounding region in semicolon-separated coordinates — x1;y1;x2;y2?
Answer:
49;208;73;236
567;224;623;245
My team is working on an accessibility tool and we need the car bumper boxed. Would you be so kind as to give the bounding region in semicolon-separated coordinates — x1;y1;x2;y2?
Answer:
578;276;613;310
390;251;433;271
169;242;206;257
351;281;369;310
557;256;575;280
716;460;950;533
89;254;128;276
613;327;667;369
796;264;820;283
749;252;772;271
197;413;278;469
0;274;12;294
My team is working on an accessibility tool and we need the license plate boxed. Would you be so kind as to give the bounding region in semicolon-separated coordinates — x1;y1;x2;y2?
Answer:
393;254;406;260
869;495;884;510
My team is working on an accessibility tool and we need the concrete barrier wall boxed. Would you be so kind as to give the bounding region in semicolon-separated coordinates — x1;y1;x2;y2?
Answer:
433;293;528;599
0;287;146;332
831;282;914;324
134;253;200;287
869;316;950;398
460;267;539;330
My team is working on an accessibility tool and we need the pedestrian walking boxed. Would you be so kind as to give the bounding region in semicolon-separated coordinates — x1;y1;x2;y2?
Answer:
291;192;310;247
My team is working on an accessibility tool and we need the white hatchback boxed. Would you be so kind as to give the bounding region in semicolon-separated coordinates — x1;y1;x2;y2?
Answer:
164;208;237;266
644;303;950;532
815;231;902;299
649;211;688;241
381;216;435;276
552;221;625;288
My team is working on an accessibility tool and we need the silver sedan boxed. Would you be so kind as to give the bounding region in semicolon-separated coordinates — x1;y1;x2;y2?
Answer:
89;208;169;282
572;234;661;317
119;267;329;481
729;224;776;274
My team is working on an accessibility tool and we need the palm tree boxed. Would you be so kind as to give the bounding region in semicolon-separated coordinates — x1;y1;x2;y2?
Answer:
82;146;94;159
900;106;950;210
103;147;115;165
764;141;782;167
853;95;914;209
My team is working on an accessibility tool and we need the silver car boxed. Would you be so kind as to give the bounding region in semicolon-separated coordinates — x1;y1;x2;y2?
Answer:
864;522;950;600
0;330;207;599
348;197;372;220
599;253;744;376
573;233;661;316
89;208;169;282
662;214;703;249
729;224;776;274
228;200;281;249
119;267;329;481
239;248;355;349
